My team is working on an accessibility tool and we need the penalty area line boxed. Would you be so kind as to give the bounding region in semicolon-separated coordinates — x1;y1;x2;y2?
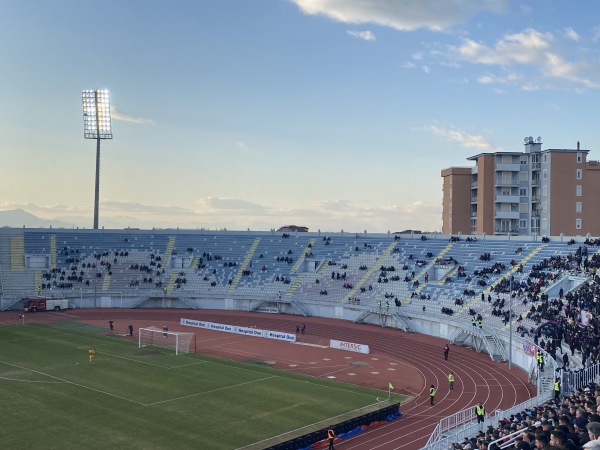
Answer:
0;360;146;406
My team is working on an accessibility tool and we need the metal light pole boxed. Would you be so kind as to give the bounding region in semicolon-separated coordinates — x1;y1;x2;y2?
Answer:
82;89;112;229
509;276;513;370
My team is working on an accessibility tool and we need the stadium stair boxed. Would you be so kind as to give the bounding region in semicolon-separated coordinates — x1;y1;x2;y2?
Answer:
285;274;305;298
449;327;506;361
392;311;415;332
342;241;398;303
164;271;180;294
175;296;197;309
354;309;371;323
10;236;25;270
34;271;42;294
102;273;111;292
227;238;260;293
163;237;176;264
289;299;309;316
289;239;315;274
162;237;177;293
50;235;56;270
131;293;152;308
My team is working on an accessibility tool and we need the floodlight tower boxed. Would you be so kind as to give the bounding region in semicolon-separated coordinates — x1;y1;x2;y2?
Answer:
82;89;112;229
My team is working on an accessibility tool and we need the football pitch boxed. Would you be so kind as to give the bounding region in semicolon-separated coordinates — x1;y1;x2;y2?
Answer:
0;322;398;450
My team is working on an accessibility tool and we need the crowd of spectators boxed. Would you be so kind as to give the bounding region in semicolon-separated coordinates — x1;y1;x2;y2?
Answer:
450;383;600;449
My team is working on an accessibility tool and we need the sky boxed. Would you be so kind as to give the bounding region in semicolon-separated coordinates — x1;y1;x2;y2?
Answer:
2;0;600;233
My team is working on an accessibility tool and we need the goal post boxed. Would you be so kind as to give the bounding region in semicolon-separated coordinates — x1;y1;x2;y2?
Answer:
138;326;196;355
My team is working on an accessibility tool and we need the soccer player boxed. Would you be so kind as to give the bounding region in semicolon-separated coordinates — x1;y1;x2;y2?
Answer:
88;348;95;364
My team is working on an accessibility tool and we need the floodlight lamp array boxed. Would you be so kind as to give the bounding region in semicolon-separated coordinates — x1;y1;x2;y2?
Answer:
82;89;112;139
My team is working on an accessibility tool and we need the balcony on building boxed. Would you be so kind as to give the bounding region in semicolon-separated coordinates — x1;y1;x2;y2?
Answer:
495;195;520;203
494;211;520;219
495;163;521;172
495;179;519;187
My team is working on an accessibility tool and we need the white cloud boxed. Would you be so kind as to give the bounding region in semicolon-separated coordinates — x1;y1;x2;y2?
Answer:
0;197;442;233
477;72;522;85
195;197;266;212
455;28;552;66
110;107;155;125
563;27;580;42
422;124;496;150
422;65;431;74
452;28;600;90
347;30;376;41
543;53;600;89
402;62;417;69
291;0;506;32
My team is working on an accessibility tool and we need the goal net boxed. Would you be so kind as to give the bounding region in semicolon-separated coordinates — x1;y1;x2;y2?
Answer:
138;326;196;355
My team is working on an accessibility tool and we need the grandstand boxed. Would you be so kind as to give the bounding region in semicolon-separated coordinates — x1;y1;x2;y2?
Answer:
1;228;592;328
1;227;598;447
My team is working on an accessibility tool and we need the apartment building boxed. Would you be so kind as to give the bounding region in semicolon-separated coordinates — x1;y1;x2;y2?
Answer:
441;137;600;236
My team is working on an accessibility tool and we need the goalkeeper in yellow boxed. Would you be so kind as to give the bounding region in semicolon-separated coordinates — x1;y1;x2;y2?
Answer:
88;348;95;364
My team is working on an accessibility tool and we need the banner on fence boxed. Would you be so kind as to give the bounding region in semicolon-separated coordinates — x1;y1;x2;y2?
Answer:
180;318;296;342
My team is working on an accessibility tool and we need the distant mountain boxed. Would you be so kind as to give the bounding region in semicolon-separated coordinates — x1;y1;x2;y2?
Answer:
0;209;75;228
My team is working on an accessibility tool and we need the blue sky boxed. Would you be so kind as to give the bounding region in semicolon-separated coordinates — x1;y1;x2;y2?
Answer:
1;0;600;232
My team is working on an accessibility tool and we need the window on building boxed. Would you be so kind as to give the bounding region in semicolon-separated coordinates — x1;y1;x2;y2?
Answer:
543;170;547;179
519;171;528;181
501;188;510;196
501;203;511;212
576;202;582;213
577;185;582;196
542;218;547;230
542;202;547;212
519;220;527;228
542;186;547;197
543;154;547;162
577;152;583;163
576;218;582;230
519;188;527;196
520;157;527;164
519;203;528;213
576;169;582;180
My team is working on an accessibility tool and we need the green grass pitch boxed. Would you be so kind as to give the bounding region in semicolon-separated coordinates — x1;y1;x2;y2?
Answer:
0;322;401;450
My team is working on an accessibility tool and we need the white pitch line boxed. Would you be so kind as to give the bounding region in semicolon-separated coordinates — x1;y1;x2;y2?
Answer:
167;361;208;370
146;375;276;406
90;348;209;370
0;360;146;406
0;376;64;384
91;350;173;368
